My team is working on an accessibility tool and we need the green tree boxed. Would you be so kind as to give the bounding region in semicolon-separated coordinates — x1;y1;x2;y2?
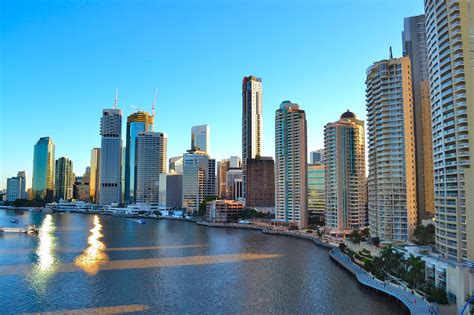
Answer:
413;224;435;245
404;254;425;288
348;230;362;244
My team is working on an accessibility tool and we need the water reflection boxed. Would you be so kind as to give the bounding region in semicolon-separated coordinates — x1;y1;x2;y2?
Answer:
74;215;108;275
28;214;57;293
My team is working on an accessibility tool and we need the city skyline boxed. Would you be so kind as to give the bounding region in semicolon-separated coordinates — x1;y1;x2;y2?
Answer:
0;0;424;189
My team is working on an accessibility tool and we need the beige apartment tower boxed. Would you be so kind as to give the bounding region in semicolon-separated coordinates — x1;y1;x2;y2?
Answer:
324;111;367;233
366;56;418;242
424;0;474;262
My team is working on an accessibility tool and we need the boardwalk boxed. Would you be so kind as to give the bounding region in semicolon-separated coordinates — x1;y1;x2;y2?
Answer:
330;249;436;315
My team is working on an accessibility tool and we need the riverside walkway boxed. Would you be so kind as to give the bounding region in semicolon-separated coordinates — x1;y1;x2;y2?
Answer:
330;248;436;315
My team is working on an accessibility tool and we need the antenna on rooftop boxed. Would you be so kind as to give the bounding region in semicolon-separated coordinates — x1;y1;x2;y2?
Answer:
389;46;393;60
113;88;119;109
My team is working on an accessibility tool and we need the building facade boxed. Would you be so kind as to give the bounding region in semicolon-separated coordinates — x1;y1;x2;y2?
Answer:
135;132;167;204
99;109;122;205
217;159;230;198
309;149;325;164
206;200;245;223
366;56;418;242
245;157;275;211
307;163;325;222
32;137;55;200
191;124;210;154
226;168;243;200
55;157;74;200
403;14;436;221
242;75;263;199
182;151;216;213
124;111;154;203
89;148;100;203
169;156;183;174
6;171;27;202
158;173;183;209
324;111;367;232
275;101;308;229
424;0;474;261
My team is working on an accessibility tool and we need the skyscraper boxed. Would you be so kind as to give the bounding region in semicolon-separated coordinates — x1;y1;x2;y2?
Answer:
99;108;122;205
366;56;418;242
159;173;183;209
190;124;210;154
89;148;100;203
275;101;308;229
124;111;154;203
424;0;474;262
55;157;74;200
403;14;435;221
217;159;230;198
135;132;167;204
182;151;216;214
6;171;27;202
32;137;55;200
226;168;243;200
324;111;366;232
307;163;325;223
242;75;263;198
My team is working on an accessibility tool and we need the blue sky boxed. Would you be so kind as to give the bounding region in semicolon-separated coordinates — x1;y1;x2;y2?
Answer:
0;0;424;189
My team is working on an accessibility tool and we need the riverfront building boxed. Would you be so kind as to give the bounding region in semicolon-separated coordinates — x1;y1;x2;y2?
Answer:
158;173;183;209
242;75;263;199
32;137;55;201
424;0;474;262
226;168;243;200
55;157;74;200
307;163;325;222
191;124;210;154
182;151;216;214
403;14;435;221
275;101;308;229
124;111;154;203
135;132;167;204
206;200;245;223
245;157;275;212
324;111;366;232
99;108;122;205
6;171;27;202
89;148;100;203
366;56;418;242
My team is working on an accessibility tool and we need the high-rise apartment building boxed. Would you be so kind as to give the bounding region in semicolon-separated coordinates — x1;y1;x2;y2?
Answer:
191;124;210;154
182;151;216;214
403;14;435;221
99;108;122;205
307;163;325;222
424;0;474;261
245;157;275;211
135;132;167;204
6;171;27;202
90;148;100;203
367;56;418;241
55;157;74;200
242;76;263;198
124;111;154;203
275;101;308;229
324;111;367;232
32;137;55;200
309;149;325;164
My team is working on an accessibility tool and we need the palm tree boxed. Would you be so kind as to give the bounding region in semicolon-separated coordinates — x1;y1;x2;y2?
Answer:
405;254;425;288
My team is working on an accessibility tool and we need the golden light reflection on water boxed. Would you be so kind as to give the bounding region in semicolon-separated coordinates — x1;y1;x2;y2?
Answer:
74;215;108;275
28;214;57;293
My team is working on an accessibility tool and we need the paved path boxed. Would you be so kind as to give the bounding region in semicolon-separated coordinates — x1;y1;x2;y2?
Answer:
330;249;436;315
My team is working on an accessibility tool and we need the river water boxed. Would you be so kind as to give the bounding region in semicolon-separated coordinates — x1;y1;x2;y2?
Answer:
0;210;403;314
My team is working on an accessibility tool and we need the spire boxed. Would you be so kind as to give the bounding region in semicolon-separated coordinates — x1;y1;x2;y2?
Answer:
113;88;119;109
